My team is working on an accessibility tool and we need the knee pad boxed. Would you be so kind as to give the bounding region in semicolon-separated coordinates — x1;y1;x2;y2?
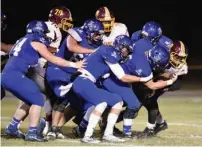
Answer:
123;108;138;119
112;101;123;109
52;99;68;112
94;102;107;113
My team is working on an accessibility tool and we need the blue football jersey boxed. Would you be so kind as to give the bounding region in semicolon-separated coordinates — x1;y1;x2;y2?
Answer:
123;52;152;77
83;45;121;80
133;38;153;55
3;34;49;74
49;27;100;73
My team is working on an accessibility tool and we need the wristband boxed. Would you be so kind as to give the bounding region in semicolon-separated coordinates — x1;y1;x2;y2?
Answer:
69;62;77;68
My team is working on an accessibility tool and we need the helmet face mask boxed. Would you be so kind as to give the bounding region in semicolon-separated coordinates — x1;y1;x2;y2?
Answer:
49;6;73;32
90;31;104;43
169;41;188;69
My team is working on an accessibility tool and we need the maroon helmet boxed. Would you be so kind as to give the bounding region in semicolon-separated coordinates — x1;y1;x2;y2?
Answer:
95;7;115;33
49;6;73;32
170;41;188;69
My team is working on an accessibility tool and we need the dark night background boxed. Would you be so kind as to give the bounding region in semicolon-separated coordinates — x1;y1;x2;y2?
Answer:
1;0;202;65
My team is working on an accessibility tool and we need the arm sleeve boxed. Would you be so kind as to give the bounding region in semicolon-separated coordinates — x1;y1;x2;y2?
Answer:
105;61;126;79
67;28;82;42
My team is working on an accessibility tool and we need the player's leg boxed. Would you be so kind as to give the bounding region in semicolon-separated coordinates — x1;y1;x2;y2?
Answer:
102;77;141;138
1;72;46;142
45;66;71;139
73;77;110;143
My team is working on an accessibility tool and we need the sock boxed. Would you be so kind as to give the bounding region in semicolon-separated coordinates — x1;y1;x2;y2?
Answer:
156;113;164;124
84;113;100;137
147;122;155;130
104;113;118;136
8;117;21;130
123;119;132;134
28;126;37;133
79;119;88;133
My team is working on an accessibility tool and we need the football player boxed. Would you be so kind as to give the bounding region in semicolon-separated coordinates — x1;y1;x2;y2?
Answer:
134;40;188;139
44;18;104;140
95;6;129;45
1;20;84;142
71;35;157;143
26;6;74;136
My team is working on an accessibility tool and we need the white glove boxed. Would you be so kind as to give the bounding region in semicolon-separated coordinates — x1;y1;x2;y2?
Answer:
176;65;188;76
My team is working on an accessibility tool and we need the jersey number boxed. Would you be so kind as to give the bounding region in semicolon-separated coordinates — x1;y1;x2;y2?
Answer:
12;38;27;56
55;9;63;16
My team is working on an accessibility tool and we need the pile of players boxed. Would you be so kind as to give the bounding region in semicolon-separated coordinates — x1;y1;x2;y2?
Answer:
1;6;188;143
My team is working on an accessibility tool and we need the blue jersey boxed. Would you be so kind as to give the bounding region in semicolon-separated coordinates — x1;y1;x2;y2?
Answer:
133;38;153;55
122;52;152;78
3;34;49;74
83;45;121;80
49;27;99;73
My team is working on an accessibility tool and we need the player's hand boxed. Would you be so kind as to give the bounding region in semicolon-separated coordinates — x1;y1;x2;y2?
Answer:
75;59;87;69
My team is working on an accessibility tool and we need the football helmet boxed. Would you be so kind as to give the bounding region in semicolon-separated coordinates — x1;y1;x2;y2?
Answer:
83;18;104;45
113;35;133;62
49;6;73;32
147;45;170;71
26;20;53;44
170;41;188;69
141;21;162;44
95;7;115;33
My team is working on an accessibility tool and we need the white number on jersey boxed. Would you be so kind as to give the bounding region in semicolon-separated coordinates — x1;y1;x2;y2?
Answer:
12;38;27;56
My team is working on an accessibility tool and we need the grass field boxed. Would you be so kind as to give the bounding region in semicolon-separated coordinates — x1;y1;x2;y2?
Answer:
1;91;202;146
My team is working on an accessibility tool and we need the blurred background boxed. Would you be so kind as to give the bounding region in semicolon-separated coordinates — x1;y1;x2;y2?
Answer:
1;0;202;89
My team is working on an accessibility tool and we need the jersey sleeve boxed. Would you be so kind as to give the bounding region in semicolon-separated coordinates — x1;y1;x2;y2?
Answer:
101;46;120;64
131;30;142;42
45;21;62;49
67;27;83;42
103;23;129;44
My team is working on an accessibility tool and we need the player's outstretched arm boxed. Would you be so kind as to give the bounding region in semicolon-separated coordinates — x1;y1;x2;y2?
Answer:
144;74;178;90
31;41;86;69
0;42;13;53
106;61;152;83
67;36;95;54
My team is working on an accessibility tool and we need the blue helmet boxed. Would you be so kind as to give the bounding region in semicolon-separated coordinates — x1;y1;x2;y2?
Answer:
1;12;7;31
141;21;162;43
114;35;133;62
26;20;52;44
147;45;169;71
83;18;104;45
158;36;173;52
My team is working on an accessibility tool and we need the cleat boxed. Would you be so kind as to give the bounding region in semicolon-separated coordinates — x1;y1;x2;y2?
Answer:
114;126;122;135
102;134;125;143
47;131;56;140
25;132;47;142
56;128;65;139
5;126;25;139
81;136;101;144
137;127;155;139
154;121;168;134
123;132;132;139
72;126;84;138
36;117;46;137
